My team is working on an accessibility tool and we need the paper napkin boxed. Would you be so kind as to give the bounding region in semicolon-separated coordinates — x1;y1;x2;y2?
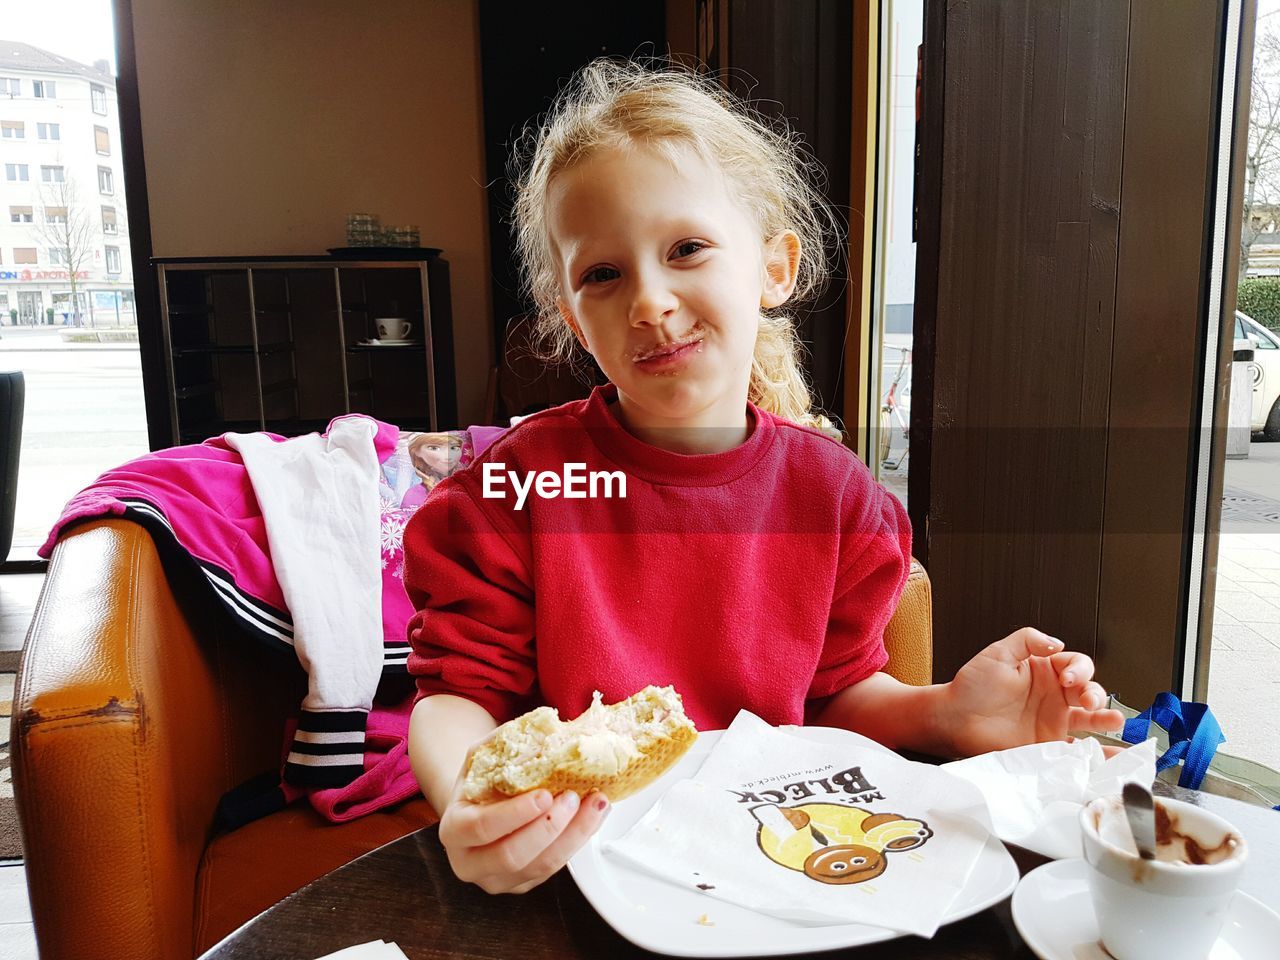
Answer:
314;940;409;960
606;711;993;936
941;737;1157;860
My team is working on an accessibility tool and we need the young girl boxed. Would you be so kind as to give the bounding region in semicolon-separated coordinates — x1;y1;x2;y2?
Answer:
404;59;1124;895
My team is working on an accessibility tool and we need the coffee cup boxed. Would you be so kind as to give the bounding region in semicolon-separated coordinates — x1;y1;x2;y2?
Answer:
375;318;412;341
1079;794;1247;960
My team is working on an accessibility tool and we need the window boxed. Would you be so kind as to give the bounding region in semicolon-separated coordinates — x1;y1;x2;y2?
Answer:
40;165;65;183
0;120;23;139
91;83;107;115
32;80;56;99
101;205;117;234
5;163;28;182
1242;313;1280;350
9;206;32;223
0;77;18;97
13;247;37;265
49;248;68;266
37;122;60;141
105;245;121;274
97;165;113;194
44;206;67;225
94;125;110;155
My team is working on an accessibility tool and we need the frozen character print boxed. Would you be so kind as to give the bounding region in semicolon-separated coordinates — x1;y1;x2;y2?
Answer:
399;432;463;508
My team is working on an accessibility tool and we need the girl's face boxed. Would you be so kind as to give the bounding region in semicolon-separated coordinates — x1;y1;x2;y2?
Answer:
548;143;799;441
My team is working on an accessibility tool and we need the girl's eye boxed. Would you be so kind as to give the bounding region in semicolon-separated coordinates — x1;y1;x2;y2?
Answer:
582;266;620;285
673;240;706;259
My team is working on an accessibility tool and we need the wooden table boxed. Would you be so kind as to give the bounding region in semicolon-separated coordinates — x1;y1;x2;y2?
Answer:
202;783;1278;959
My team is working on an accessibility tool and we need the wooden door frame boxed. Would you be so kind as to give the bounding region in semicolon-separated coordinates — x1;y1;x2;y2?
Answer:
112;0;171;451
912;0;1251;698
908;0;944;567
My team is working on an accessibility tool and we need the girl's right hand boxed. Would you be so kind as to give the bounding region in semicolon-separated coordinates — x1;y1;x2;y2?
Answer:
438;784;611;894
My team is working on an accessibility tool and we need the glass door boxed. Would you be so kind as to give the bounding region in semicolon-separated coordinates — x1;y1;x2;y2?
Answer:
1193;0;1280;776
869;0;921;511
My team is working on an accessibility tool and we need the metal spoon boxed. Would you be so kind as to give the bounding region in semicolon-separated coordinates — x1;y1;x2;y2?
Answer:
1122;780;1158;861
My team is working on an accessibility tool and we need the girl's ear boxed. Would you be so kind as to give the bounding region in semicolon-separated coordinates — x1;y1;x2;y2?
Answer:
761;230;802;309
557;298;590;351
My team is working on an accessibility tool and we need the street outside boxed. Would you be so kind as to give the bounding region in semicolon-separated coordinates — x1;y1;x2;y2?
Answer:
2;328;1278;772
1;326;148;554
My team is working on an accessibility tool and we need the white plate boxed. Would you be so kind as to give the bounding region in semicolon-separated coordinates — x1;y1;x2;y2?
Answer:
358;338;419;346
1012;858;1280;959
567;727;1019;958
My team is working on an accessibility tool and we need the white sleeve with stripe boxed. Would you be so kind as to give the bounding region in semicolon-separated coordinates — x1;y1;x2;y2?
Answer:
225;416;383;786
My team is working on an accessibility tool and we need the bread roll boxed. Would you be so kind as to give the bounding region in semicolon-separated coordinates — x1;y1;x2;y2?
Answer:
462;685;698;803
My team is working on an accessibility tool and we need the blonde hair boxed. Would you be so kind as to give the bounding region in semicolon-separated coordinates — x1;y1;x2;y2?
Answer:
510;58;843;437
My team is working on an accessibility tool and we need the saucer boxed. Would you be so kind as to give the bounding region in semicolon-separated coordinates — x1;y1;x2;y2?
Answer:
357;339;419;346
1011;858;1280;960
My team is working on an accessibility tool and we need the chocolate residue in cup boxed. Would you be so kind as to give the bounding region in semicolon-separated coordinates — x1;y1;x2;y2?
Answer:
1154;802;1241;865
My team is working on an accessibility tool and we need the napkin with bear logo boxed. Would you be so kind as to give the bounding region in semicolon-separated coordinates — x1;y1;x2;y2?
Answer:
605;711;993;935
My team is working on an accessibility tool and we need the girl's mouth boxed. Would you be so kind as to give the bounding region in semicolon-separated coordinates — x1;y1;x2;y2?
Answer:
633;334;704;371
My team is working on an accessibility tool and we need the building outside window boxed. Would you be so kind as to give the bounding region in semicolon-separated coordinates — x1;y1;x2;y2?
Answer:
3;37;141;562
1;120;24;139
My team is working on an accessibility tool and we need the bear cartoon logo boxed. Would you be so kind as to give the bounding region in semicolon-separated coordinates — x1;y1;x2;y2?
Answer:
749;803;933;885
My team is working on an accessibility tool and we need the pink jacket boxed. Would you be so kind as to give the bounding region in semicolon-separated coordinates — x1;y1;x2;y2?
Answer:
42;418;507;824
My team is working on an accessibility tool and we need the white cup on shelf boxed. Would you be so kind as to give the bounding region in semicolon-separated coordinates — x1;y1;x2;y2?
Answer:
374;318;412;341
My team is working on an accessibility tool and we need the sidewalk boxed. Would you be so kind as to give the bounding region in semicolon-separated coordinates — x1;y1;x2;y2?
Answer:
1211;439;1280;772
0;325;138;353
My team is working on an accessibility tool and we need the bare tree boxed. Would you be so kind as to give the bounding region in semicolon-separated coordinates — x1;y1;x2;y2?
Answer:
34;170;98;326
1242;28;1280;280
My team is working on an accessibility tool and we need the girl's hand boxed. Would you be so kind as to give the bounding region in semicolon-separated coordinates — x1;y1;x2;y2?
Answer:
437;759;610;894
941;627;1126;757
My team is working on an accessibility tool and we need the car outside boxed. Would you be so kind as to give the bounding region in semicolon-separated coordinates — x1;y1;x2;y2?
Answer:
1235;311;1280;439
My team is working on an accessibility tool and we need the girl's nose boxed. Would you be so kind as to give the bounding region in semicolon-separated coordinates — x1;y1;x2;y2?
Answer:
627;273;679;327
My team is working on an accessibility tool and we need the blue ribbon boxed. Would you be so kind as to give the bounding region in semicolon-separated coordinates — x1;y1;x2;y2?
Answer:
1121;692;1225;791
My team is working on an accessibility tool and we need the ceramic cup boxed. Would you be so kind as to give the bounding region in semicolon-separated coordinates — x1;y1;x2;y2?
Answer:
374;318;412;341
1079;794;1247;960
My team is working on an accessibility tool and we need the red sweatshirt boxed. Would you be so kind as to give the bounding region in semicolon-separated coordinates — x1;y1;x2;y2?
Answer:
403;384;912;732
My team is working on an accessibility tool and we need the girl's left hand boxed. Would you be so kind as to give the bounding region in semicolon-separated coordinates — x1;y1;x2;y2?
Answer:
942;627;1126;757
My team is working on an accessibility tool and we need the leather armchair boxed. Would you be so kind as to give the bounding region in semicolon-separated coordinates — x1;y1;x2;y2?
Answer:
12;518;932;959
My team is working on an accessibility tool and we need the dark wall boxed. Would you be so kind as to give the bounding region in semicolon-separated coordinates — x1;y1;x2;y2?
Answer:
477;0;666;417
722;0;853;419
914;0;1233;704
478;0;852;422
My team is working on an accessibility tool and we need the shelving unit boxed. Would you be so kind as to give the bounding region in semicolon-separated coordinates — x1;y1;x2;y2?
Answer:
154;255;456;445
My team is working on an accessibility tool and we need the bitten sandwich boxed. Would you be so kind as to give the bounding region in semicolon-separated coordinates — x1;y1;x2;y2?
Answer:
462;685;698;803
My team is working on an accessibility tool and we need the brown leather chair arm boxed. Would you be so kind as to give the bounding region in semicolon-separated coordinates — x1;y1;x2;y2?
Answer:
12;519;301;960
882;558;933;686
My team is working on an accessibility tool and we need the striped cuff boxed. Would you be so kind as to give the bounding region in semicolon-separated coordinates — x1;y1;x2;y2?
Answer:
283;710;368;787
